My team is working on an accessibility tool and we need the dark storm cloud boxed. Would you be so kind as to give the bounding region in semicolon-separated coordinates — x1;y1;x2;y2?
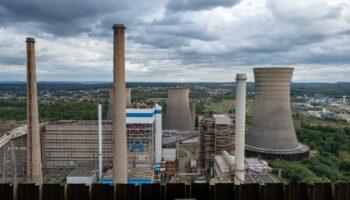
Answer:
0;0;160;36
0;0;349;82
166;0;241;12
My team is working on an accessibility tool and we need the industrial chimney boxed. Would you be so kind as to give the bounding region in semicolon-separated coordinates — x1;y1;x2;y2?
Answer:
112;24;128;183
234;73;246;185
26;37;43;184
165;88;194;131
246;68;309;160
107;87;132;120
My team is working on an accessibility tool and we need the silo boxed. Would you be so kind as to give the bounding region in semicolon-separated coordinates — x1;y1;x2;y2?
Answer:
165;88;194;131
246;68;309;161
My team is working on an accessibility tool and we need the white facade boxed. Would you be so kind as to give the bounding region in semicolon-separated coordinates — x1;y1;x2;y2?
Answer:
213;114;232;125
67;173;98;185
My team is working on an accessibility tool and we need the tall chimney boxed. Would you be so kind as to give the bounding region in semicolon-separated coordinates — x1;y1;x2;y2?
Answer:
112;24;128;183
234;73;247;185
26;37;43;184
155;104;163;163
98;104;103;180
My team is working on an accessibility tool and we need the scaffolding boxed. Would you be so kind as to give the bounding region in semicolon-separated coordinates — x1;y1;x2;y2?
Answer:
199;115;235;170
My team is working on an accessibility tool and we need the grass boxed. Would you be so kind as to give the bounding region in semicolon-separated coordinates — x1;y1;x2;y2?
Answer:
180;144;198;154
178;149;188;159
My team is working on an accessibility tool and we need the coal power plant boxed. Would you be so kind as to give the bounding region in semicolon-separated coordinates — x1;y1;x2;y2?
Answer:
245;68;310;161
165;88;194;131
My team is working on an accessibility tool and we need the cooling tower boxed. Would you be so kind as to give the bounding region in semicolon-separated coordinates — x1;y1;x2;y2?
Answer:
107;87;131;120
245;68;309;161
165;88;194;131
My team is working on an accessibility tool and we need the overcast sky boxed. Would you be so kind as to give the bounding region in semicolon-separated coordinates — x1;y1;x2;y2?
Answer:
0;0;349;82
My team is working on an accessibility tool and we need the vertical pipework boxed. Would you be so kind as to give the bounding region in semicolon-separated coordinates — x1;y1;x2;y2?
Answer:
26;37;43;184
126;88;132;105
98;104;103;180
234;73;246;185
155;104;163;163
189;102;196;129
112;24;128;184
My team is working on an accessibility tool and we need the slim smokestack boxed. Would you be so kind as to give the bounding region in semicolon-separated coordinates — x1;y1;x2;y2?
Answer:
112;24;128;183
26;37;43;184
155;104;163;163
98;104;103;180
234;73;246;185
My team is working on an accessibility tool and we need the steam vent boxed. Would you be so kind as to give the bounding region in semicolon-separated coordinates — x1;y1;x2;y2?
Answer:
245;68;310;161
165;88;194;131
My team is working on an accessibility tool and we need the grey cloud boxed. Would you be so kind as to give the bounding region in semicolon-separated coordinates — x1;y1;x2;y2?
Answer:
166;0;241;12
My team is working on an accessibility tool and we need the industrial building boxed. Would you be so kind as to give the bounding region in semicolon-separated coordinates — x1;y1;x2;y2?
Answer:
245;68;310;160
0;104;163;184
198;114;235;170
211;150;279;185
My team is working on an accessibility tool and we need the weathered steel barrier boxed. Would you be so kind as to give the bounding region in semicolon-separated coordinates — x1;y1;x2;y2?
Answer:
0;183;349;200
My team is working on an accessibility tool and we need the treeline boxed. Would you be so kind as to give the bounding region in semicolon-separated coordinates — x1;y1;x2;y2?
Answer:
0;100;108;121
270;117;350;183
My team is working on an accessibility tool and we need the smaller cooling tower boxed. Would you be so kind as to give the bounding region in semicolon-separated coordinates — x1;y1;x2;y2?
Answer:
165;88;194;131
245;68;309;161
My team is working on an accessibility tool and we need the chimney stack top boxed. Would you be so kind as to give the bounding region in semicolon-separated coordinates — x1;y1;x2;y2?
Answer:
112;24;126;29
26;37;35;43
236;73;247;80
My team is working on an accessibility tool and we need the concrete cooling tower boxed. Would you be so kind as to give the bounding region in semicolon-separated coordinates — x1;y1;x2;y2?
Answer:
165;88;194;131
245;68;309;161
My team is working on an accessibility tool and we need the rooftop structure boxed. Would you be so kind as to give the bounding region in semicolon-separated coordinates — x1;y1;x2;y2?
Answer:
212;150;279;185
66;164;98;185
246;68;310;161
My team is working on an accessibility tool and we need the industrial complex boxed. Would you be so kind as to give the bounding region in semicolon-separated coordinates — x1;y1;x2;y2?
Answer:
0;23;311;187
